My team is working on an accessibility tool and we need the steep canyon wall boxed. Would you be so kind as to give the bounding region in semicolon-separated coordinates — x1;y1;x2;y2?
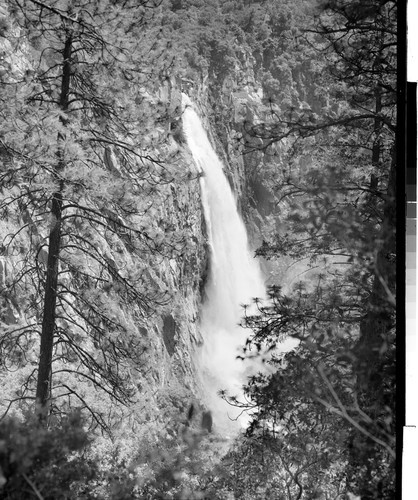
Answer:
0;0;275;431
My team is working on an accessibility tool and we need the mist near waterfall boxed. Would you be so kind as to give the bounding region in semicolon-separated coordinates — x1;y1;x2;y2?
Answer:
182;95;267;435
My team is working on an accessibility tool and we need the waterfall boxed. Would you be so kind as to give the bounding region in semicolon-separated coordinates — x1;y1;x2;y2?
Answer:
182;95;266;435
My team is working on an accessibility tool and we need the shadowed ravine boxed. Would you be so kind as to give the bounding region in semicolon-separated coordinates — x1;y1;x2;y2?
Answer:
182;95;266;436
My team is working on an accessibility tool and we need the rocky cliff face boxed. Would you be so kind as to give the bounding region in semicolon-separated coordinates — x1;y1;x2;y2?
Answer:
179;53;278;229
0;8;207;425
174;54;282;285
126;54;275;406
0;0;276;429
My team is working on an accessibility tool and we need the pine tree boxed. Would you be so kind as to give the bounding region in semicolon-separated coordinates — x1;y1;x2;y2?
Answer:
234;0;396;497
0;0;179;427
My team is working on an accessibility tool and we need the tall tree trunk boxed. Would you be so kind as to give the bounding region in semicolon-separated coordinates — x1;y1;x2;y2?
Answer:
357;148;396;391
350;142;396;497
356;29;396;406
35;33;72;423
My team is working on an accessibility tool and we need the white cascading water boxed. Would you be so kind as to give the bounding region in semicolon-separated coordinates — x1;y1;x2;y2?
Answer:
182;95;266;435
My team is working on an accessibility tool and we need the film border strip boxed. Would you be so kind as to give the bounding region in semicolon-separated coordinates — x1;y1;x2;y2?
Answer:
403;58;417;497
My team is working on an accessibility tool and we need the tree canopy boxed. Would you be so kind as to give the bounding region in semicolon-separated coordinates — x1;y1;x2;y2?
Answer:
0;0;189;428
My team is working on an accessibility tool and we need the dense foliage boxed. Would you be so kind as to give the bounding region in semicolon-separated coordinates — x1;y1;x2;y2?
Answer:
0;0;396;498
236;1;397;498
0;0;191;425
